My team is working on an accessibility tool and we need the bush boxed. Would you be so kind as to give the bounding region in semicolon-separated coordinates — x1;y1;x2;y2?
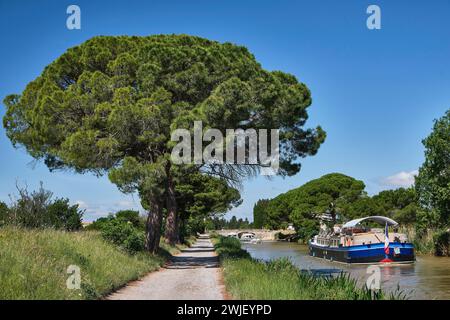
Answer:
47;199;83;231
115;210;145;229
5;183;83;231
214;236;250;260
100;219;145;253
85;215;114;230
433;230;450;256
0;201;8;226
86;211;145;231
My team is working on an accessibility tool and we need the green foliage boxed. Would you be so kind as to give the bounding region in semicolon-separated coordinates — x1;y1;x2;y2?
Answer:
3;35;325;250
415;109;450;227
85;215;114;230
176;172;242;239
207;215;252;230
115;210;145;229
88;211;146;253
46;198;83;231
343;197;384;220
4;183;83;230
264;173;366;240
0;201;8;226
433;229;450;256
0;227;164;299
372;187;419;225
183;215;207;235
177;172;242;235
253;199;269;228
100;219;145;254
213;236;251;260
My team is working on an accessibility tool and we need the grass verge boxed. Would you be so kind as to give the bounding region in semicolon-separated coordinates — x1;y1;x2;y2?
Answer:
213;236;404;300
0;227;174;299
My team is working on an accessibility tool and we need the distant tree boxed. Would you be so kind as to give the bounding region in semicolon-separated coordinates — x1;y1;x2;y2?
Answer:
253;199;269;228
86;215;114;230
263;173;366;240
0;201;9;226
115;210;144;229
3;35;325;252
46;198;83;231
176;172;241;240
228;216;238;229
344;197;384;220
211;217;227;230
371;187;419;225
415;109;450;227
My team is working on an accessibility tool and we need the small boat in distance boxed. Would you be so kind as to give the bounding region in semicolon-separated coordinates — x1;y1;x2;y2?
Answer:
309;216;415;264
240;232;262;244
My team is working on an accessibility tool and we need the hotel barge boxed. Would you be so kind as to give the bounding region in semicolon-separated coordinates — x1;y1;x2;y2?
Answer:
309;216;415;264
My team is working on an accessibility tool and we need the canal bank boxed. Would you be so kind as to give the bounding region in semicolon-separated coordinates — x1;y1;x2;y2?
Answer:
242;241;450;300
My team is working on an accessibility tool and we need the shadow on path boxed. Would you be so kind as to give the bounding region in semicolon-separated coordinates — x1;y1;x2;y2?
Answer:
165;236;219;269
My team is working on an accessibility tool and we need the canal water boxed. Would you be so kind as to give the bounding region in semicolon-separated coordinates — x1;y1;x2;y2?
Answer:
242;241;450;300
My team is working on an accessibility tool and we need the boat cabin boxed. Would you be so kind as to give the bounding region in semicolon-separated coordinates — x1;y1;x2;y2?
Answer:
312;216;409;248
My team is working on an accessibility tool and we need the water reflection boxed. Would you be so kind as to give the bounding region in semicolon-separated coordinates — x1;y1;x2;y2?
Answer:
242;241;450;300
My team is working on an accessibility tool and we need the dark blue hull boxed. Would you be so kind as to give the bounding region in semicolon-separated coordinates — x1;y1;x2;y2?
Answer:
309;242;415;264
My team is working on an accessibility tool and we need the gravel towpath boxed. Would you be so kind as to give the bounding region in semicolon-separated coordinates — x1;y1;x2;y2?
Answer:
107;235;225;300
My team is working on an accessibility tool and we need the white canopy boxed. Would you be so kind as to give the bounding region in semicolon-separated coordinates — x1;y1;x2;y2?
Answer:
342;216;398;229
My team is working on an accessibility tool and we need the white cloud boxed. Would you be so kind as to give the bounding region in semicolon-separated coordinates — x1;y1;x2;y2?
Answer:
115;200;136;208
381;170;418;188
74;200;88;209
72;198;145;222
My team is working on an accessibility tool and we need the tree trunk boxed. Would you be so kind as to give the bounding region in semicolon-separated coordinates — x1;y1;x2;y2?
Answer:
164;165;179;245
179;216;186;243
145;201;163;254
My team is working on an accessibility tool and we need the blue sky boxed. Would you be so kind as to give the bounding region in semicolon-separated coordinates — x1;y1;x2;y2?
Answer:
0;0;449;221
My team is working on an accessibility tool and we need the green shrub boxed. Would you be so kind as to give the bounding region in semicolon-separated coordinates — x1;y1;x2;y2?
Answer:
115;210;145;230
214;236;250;259
86;211;144;231
0;201;8;226
5;183;83;230
85;215;114;230
46;199;83;231
100;219;145;253
433;230;450;256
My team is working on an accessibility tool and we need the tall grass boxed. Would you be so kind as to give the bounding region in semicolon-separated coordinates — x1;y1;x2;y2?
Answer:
0;227;166;299
214;236;403;300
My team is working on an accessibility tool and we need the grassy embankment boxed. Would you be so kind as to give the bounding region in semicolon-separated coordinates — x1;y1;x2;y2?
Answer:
213;236;404;300
0;227;186;299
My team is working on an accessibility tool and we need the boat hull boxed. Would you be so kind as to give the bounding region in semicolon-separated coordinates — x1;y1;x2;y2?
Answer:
309;242;415;264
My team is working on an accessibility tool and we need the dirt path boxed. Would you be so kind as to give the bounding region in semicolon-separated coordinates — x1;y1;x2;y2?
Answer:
107;235;225;300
